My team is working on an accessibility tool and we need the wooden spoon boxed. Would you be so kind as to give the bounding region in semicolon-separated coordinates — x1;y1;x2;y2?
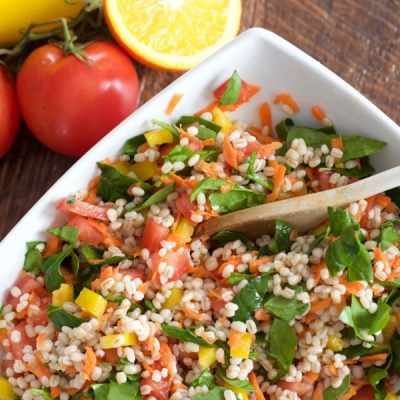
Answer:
194;165;400;240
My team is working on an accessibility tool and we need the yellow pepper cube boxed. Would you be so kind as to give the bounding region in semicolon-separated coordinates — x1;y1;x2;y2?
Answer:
326;334;344;352
0;377;16;400
224;382;248;400
383;314;398;342
75;288;107;318
384;394;399;400
144;129;174;147
130;161;158;181
52;283;74;306
211;107;232;133
162;287;184;310
175;217;194;243
198;346;217;369
100;333;138;349
229;332;253;359
113;161;130;175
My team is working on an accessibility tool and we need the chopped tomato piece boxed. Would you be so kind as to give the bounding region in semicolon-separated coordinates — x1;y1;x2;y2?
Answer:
142;218;169;254
120;269;145;281
151;249;190;283
214;78;260;110
67;215;103;245
236;140;262;164
317;170;333;191
8;322;36;360
186;136;204;151
58;197;109;221
176;193;197;220
102;349;119;364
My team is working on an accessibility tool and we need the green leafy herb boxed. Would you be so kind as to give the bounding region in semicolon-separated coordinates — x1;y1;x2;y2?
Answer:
341;136;386;162
48;225;80;243
328;207;357;236
23;241;44;275
340;343;389;360
219;70;242;106
48;305;86;330
123;134;146;157
135;183;175;211
80;245;102;262
209;185;265;213
339;296;390;340
71;250;80;276
232;274;269;321
323;373;350;400
309;227;330;253
91;379;141;400
216;365;254;391
152;119;179;139
144;299;155;311
391;332;400;374
367;363;389;400
190;178;228;201
31;389;51;400
189;369;217;389
97;162;151;202
193;387;225;400
275;118;294;140
286;126;332;148
332;157;374;179
197;126;217;140
261;220;294;255
165;145;195;163
227;272;253;285
199;149;220;162
380;219;400;251
267;318;297;380
211;230;255;250
176;116;221;133
246;152;273;190
161;324;213;347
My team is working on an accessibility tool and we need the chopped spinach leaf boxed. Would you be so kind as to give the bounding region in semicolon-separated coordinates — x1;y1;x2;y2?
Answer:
135;183;175;211
176;116;221;133
380;219;400;250
197;126;217;140
391;332;400;374
340;343;389;360
323;373;350;400
200;149;220;162
189;369;217;389
216;365;254;391
332;157;374;179
367;363;389;400
71;250;80;276
227;272;253;285
328;207;357;236
341;136;386;162
23;241;44;275
219;70;242;106
192;387;225;400
261;220;294;255
80;244;102;262
211;230;255;250
190;178;227;201
48;225;79;244
164;145;194;163
309;227;330;253
48;305;86;330
275;118;294;140
123;134;147;157
31;389;51;400
246;152;273;190
161;324;213;347
286;126;332;148
91;379;141;400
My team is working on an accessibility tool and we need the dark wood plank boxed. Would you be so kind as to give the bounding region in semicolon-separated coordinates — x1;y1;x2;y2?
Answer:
1;0;399;239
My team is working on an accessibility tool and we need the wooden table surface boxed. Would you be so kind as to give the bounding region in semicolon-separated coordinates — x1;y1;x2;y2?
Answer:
0;0;399;240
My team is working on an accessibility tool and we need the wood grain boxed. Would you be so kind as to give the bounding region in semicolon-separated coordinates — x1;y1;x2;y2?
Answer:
0;0;399;239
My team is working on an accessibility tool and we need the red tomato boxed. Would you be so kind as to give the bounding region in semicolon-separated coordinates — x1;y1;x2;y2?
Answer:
27;295;50;326
151;249;190;283
5;273;48;310
209;288;229;317
0;65;20;157
16;41;139;156
176;193;197;220
142;218;169;254
277;381;314;397
236;140;262;164
58;198;109;221
186;137;204;152
120;269;145;281
102;349;119;364
353;385;375;400
67;215;103;244
214;78;260;108
317;170;333;191
8;322;36;360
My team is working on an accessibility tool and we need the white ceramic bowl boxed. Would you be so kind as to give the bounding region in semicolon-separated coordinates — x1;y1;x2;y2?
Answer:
1;27;399;299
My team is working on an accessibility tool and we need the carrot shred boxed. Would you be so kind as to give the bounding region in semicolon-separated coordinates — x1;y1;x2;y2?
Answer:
338;277;364;295
254;309;270;321
259;101;272;131
88;175;100;189
328;364;338;377
181;306;204;321
195;100;219;116
374;248;390;270
168;173;198;189
249;256;273;273
137;143;150;153
311;105;326;122
330;136;344;150
273;93;300;112
51;387;62;398
36;332;47;351
203;138;216;146
257;141;282;159
356;353;388;363
267;159;286;202
249;371;265;400
86;219;123;248
223;134;238;168
83;347;97;380
27;356;52;379
311;383;324;400
341;384;363;400
166;93;183;116
247;127;276;144
309;297;332;314
197;160;220;178
304;371;319;384
42;235;61;258
85;187;97;204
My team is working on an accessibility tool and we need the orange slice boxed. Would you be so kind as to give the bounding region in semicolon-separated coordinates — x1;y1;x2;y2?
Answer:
104;0;242;71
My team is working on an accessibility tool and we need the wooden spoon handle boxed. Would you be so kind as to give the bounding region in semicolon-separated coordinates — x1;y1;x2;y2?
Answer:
194;165;400;239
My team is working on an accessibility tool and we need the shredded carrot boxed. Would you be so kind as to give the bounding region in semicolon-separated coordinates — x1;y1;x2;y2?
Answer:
187;265;216;280
168;173;199;189
223;134;238;168
267;159;286;202
166;93;183;115
360;196;376;228
203;138;216;146
50;387;62;398
195;100;219;116
375;194;396;213
341;384;363;400
259;101;272;131
197;160;220;178
86;219;124;248
83;347;97;380
159;341;175;377
273;92;300;112
181;307;204;321
220;182;235;193
310;261;326;286
36;332;47;351
338;277;364;295
374;248;390;270
254;309;270;321
84;187;97;204
328;364;338;377
304;371;319;384
330;136;344;150
88;175;100;189
311;383;324;400
356;353;388;363
137;143;150;153
42;235;61;258
257;141;282;159
249;371;265;400
229;330;245;351
249;256;273;273
247;127;276;144
309;297;332;314
311;105;326;122
27;356;52;379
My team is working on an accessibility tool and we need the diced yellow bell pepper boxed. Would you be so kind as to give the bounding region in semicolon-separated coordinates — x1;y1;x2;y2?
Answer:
52;283;74;306
229;332;253;359
0;377;16;400
384;393;399;400
383;314;398;342
100;333;138;349
198;346;217;369
130;161;158;181
75;288;107;318
144;129;174;147
211;107;232;133
223;382;248;400
175;217;194;243
162;287;184;310
113;161;130;175
326;334;344;352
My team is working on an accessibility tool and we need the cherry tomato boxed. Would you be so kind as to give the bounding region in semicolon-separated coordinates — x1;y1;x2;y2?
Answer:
16;41;139;156
277;381;314;397
0;65;20;157
142;218;169;254
8;321;36;360
58;197;109;221
67;215;103;244
176;193;197;220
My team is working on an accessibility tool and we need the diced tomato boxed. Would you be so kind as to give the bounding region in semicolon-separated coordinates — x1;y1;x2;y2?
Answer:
142;218;169;254
27;295;51;326
67;215;103;245
353;385;375;400
214;78;260;109
151;249;190;283
8;322;36;360
317;170;333;191
209;288;229;317
159;143;177;158
176;193;197;220
236;140;262;164
277;381;314;396
120;269;145;281
102;349;119;364
5;272;48;310
186;136;204;151
58;197;109;221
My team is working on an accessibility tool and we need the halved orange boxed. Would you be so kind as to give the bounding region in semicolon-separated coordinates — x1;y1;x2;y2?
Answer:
104;0;242;71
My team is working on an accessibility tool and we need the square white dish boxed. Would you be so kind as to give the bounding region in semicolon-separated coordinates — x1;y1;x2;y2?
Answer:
1;27;399;299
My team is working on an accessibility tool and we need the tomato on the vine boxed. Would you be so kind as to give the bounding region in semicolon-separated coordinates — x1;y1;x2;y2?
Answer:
0;65;20;158
16;41;139;156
